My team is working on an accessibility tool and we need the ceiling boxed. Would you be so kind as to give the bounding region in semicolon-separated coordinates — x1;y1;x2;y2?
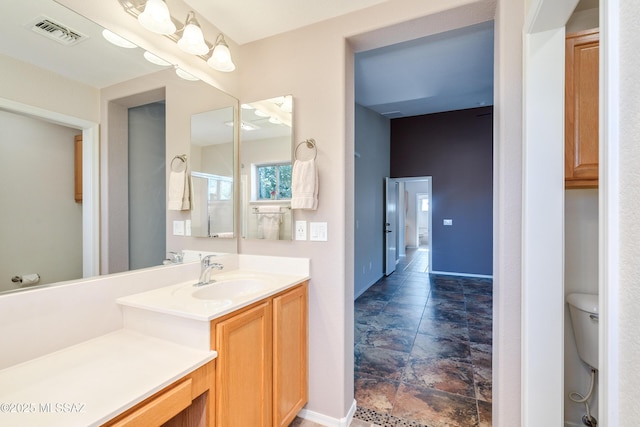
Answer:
186;0;495;117
184;0;390;45
354;21;494;118
0;0;165;88
4;0;598;119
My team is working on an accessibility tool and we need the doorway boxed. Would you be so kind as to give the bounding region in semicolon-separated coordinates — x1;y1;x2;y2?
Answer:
386;177;433;275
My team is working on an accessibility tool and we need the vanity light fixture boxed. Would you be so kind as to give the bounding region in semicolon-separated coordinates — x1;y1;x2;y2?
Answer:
268;116;282;125
177;12;209;55
254;109;270;118
117;0;236;72
207;34;236;72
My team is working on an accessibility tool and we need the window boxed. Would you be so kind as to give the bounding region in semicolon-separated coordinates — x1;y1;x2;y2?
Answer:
256;163;292;200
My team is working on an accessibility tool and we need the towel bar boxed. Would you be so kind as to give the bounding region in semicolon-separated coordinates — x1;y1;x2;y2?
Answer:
294;138;317;160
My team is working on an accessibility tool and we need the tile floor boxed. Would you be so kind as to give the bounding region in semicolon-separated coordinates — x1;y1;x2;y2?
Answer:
288;249;492;427
352;248;492;427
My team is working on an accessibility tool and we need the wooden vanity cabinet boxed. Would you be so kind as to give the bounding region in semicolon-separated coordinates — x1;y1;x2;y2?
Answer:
210;282;308;427
273;284;308;427
565;29;599;188
102;360;215;427
212;301;273;427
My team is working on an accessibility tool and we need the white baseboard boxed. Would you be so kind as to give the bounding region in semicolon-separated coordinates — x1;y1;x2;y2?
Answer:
430;270;493;279
298;400;357;427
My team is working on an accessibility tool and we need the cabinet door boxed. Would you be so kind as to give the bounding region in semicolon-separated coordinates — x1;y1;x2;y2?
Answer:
273;284;308;427
214;301;272;427
565;29;599;188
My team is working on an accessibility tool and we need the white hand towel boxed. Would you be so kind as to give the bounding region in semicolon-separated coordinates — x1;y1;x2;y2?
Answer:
168;170;188;210
291;159;318;210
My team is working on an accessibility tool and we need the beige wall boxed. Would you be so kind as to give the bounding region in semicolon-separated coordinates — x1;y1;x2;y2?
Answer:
0;53;99;123
237;0;499;420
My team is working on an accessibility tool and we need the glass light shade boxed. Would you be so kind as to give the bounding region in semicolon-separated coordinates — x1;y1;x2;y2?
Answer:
207;37;235;72
175;68;199;81
102;29;137;48
280;96;293;113
268;116;282;125
143;51;171;66
138;0;176;35
177;14;209;55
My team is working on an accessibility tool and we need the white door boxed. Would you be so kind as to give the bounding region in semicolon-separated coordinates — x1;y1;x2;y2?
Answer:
384;177;398;276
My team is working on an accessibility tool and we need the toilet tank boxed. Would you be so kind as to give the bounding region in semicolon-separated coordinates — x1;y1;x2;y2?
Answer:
567;293;599;370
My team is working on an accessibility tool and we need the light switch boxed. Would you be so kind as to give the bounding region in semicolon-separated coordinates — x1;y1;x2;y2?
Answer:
185;220;191;236
173;220;185;236
443;219;453;226
310;222;328;241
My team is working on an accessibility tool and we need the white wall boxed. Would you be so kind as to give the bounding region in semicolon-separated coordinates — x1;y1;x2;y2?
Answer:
617;0;640;422
0;110;82;292
564;189;599;424
493;0;525;424
354;104;389;298
404;181;430;249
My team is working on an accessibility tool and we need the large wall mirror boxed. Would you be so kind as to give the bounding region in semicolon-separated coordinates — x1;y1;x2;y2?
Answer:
0;0;237;294
240;96;294;240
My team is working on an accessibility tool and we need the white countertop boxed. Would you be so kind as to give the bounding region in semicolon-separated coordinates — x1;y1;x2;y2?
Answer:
0;330;216;427
117;269;309;321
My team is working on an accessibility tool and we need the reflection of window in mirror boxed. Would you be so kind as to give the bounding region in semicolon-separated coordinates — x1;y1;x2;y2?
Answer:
241;95;294;240
256;162;292;200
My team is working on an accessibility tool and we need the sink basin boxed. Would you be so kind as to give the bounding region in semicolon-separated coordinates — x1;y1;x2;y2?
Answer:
193;279;272;300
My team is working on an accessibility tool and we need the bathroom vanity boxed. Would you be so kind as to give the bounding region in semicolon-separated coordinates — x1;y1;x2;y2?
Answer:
0;255;309;427
117;266;309;427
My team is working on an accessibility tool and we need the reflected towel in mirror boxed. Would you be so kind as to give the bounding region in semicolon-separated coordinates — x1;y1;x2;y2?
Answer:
257;206;282;240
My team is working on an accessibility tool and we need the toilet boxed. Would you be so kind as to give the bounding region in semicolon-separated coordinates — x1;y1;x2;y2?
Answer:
567;293;599;370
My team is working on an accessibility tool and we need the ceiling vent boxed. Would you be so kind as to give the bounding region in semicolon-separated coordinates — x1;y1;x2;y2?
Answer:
28;16;86;46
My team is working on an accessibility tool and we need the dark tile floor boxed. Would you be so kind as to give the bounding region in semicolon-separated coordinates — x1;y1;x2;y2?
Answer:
352;249;492;427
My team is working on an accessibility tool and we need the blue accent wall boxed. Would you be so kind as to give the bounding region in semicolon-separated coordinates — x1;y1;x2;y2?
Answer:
390;107;493;275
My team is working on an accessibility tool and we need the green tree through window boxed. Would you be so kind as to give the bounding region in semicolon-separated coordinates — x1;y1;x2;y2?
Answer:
257;163;292;200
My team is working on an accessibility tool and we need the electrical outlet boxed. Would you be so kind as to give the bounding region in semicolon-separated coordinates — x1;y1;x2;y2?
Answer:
443;219;453;226
295;220;307;240
185;220;191;236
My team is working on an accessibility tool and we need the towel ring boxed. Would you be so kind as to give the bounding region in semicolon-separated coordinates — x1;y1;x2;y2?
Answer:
294;138;317;161
171;154;187;172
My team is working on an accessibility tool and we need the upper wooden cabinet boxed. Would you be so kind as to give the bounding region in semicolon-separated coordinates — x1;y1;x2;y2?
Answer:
565;29;599;189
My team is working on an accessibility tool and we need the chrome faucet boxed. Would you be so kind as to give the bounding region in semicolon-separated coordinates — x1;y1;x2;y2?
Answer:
163;251;183;265
194;255;223;287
